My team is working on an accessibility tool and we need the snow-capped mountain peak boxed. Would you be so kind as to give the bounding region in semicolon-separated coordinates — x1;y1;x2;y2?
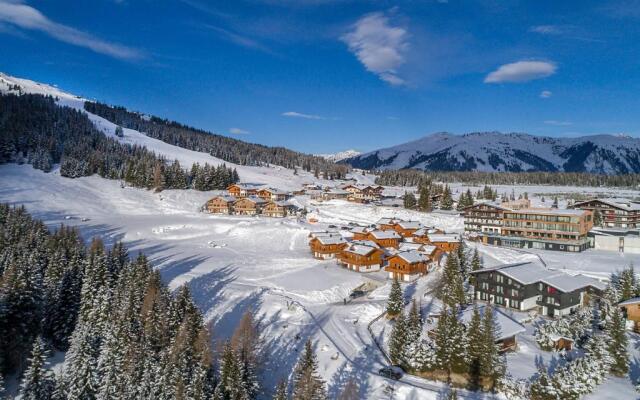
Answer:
316;149;361;162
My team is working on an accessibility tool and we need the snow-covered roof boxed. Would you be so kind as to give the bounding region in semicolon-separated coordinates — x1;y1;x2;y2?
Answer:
210;195;236;202
229;183;262;190
376;217;397;225
351;240;379;248
392;250;428;264
505;208;588;217
316;235;346;245
345;244;379;256
308;230;339;238
350;226;369;234
273;200;295;207
459;305;526;341
541;273;606;293
427;234;460;242
619;297;640;306
419;245;438;255
396;221;422;230
238;196;268;204
325;189;349;195
398;242;423;252
260;187;289;195
574;198;640;211
471;262;552;285
369;230;401;239
465;201;512;211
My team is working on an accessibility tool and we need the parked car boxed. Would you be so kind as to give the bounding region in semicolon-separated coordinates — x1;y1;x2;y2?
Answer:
378;366;403;380
349;289;366;299
328;224;337;228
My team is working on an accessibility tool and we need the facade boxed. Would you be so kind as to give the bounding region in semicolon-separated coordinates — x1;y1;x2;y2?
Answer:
471;262;605;317
589;228;640;254
233;196;267;215
257;188;291;202
205;195;236;214
321;189;350;201
309;235;348;259
618;297;640;332
463;202;510;234
227;184;260;198
367;230;402;248
262;201;295;217
393;221;422;237
385;251;429;281
350;226;370;241
571;198;640;229
425;234;461;252
376;218;398;231
338;243;385;272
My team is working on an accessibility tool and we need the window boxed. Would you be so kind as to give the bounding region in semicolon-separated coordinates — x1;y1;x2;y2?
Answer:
497;286;504;294
546;297;555;305
481;282;489;290
538;283;543;291
512;300;519;309
512;289;519;297
508;278;512;285
497;275;504;283
495;296;503;304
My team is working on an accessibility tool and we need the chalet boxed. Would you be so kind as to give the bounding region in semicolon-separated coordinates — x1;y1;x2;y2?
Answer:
227;184;260;198
321;189;350;201
393;221;423;237
419;245;444;269
376;218;398;231
233;196;267;215
463;202;511;234
618;297;640;332
367;230;402;249
205;195;236;214
262;201;296;218
411;228;443;244
588;227;640;254
471;261;605;317
338;243;385;272
385;251;429;281
309;235;348;259
459;305;526;352
257;188;291;202
426;234;461;252
350;226;370;241
571;198;640;229
308;230;339;239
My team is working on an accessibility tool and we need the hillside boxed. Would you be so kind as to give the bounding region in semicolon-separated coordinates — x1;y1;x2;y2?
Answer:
345;132;640;174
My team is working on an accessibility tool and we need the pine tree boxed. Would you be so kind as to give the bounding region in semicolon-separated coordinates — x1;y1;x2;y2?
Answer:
19;336;54;400
231;311;261;398
552;197;559;208
215;341;249;400
444;389;458;400
272;379;288;400
418;186;431;212
406;299;423;345
466;307;483;388
529;365;557;400
388;312;408;366
386;278;404;317
593;209;602;226
435;308;468;380
441;185;453;210
471;248;482;272
291;340;326;400
440;254;465;308
403;192;417;209
337;378;359;400
480;306;504;389
607;307;629;376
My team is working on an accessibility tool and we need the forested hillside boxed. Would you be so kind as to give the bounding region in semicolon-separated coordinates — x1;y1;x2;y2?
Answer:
84;101;349;179
0;93;238;191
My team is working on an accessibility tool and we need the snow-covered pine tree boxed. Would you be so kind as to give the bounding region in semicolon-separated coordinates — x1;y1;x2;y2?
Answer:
65;323;100;400
386;278;404;317
19;336;55;400
480;306;504;389
456;241;467;279
231;311;261;398
418;186;431;211
440;254;465;308
292;340;326;400
607;307;629;376
272;379;288;400
388;311;408;366
215;341;249;400
337;378;359;400
441;185;453;210
407;299;423;345
466;306;483;387
408;339;437;373
403;192;417;209
435;307;468;379
528;365;557;400
444;389;458;400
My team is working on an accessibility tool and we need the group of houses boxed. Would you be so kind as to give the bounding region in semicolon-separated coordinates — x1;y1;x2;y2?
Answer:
204;184;299;217
305;182;386;203
308;217;461;281
463;199;594;252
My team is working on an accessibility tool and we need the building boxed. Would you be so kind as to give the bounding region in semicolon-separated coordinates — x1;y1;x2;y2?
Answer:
463;202;511;234
385;251;430;281
309;234;348;259
338;242;385;272
233;196;267;215
470;261;605;317
343;185;382;203
393;221;423;237
320;189;350;201
257;188;291;202
262;201;296;217
367;230;402;248
571;198;640;229
458;305;526;352
588;228;640;254
205;195;236;214
618;297;640;332
411;228;443;244
425;234;461;252
478;208;593;252
227;184;260;198
376;218;398;231
350;226;370;241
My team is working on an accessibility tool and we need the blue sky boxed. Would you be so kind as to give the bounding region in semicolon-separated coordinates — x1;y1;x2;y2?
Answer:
1;0;640;153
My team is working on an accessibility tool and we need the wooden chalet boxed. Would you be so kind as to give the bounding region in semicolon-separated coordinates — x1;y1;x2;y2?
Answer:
367;230;402;248
205;195;236;214
385;250;429;281
424;233;461;252
227;184;259;198
411;228;443;244
262;201;295;218
321;189;350;201
350;226;370;241
338;243;385;272
309;234;348;259
376;218;398;231
393;221;422;237
257;188;291;202
233;196;267;215
618;297;640;333
571;198;640;229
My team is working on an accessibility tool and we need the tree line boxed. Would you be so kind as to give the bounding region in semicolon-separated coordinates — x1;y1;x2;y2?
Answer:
0;93;239;191
375;169;640;188
84;101;349;180
0;204;339;399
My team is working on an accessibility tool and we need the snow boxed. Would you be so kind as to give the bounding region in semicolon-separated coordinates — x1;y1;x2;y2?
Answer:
315;149;361;162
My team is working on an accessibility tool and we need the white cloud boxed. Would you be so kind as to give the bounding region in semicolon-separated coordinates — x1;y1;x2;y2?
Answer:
484;61;557;83
229;127;250;135
341;12;409;86
281;111;324;120
540;90;552;98
0;1;143;60
544;120;572;126
529;25;562;35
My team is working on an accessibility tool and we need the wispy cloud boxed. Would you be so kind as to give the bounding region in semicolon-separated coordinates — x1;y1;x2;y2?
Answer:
544;120;572;126
341;11;409;86
484;61;557;83
200;23;273;54
229;127;250;135
281;111;325;120
540;90;552;98
529;25;562;35
0;1;143;61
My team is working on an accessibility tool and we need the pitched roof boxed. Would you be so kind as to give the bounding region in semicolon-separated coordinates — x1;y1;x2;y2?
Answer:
396;221;422;230
350;226;369;234
369;230;402;239
574;198;640;212
351;240;379;248
392;250;428;264
505;208;588;216
237;196;267;204
344;244;379;256
427;234;460;243
376;217;397;225
541;273;606;292
619;297;640;306
315;235;346;245
210;195;236;203
459;305;526;341
260;187;289;195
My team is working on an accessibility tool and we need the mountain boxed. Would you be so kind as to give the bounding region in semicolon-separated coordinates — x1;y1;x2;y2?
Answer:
344;132;640;174
315;149;361;162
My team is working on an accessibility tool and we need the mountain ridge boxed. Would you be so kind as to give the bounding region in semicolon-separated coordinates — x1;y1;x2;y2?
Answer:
344;131;640;174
